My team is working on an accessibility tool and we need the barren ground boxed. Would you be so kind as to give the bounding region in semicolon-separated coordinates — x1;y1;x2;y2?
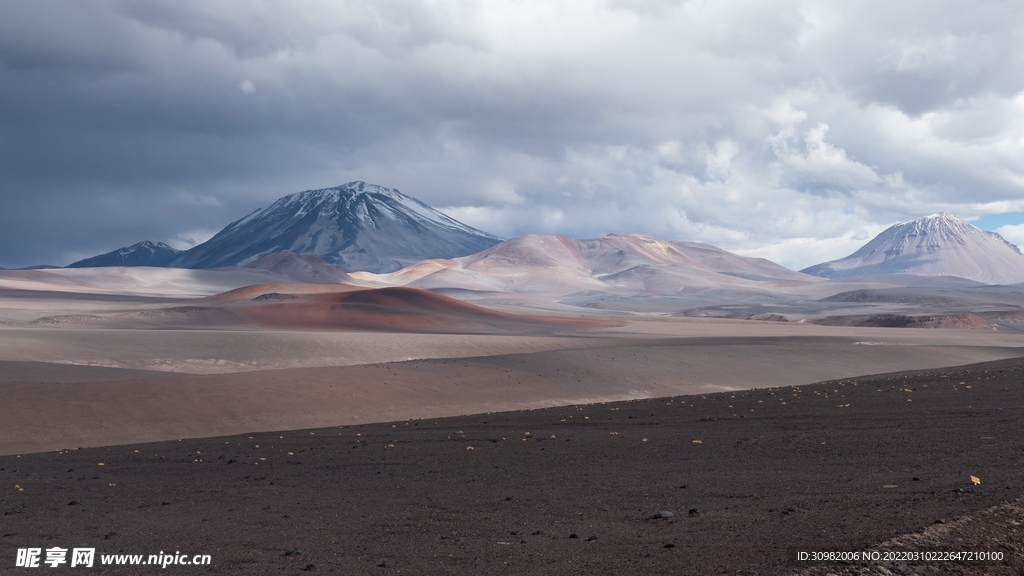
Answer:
1;357;1022;575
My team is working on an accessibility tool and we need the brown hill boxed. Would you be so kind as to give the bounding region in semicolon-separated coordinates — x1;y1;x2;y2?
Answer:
194;282;364;304
237;286;614;334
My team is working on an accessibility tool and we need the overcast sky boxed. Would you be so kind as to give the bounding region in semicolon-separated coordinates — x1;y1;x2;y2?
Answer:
2;0;1023;269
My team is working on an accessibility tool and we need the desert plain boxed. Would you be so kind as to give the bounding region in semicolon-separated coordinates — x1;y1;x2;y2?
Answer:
1;267;1023;574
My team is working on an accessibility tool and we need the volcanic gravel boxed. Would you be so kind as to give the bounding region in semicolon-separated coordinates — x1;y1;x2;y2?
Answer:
2;357;1023;575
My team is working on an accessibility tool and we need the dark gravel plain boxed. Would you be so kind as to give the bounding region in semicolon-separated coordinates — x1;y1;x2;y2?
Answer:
2;357;1023;575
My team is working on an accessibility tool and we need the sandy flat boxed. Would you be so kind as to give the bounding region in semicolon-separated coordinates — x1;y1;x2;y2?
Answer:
0;288;182;324
3;316;1024;374
0;267;293;298
1;337;1021;456
0;327;622;373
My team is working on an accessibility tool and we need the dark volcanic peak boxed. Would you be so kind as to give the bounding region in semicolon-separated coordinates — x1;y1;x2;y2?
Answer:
172;181;503;273
802;212;1024;285
68;240;182;268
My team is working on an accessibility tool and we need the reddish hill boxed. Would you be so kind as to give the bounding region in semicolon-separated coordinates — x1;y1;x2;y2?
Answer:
194;282;364;304
237;287;616;334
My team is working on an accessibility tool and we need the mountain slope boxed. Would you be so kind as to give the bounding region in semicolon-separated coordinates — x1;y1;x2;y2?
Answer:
172;181;502;273
68;241;182;268
241;252;354;284
802;212;1024;285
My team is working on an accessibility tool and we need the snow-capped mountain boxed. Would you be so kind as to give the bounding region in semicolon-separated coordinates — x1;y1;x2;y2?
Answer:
172;182;503;273
67;241;182;268
801;212;1024;284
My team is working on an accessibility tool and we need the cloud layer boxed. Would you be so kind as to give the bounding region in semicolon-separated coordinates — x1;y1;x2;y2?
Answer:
1;0;1023;268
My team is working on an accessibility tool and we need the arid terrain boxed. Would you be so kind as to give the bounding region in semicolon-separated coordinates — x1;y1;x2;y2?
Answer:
1;269;1023;574
2;357;1022;574
6;0;1024;572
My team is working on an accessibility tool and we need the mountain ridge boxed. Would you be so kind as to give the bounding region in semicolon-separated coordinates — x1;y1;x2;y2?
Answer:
67;241;182;268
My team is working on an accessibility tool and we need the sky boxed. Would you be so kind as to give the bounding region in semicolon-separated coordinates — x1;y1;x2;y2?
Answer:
2;0;1024;270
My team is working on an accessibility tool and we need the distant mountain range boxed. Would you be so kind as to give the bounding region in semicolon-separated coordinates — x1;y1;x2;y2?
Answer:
63;185;1024;287
801;212;1024;285
360;232;813;300
68;182;501;273
170;181;503;273
68;241;182;268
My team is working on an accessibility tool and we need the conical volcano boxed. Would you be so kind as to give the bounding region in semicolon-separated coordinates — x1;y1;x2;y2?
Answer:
802;212;1024;284
172;181;502;273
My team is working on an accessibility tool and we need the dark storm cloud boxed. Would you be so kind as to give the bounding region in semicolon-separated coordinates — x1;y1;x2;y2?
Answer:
1;0;1023;268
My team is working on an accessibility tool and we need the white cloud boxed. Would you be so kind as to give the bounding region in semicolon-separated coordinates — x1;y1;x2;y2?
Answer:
2;0;1024;269
733;226;891;271
772;123;883;190
994;224;1024;250
167;228;218;250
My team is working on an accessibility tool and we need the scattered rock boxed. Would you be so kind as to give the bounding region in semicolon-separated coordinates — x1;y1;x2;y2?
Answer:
688;508;700;517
